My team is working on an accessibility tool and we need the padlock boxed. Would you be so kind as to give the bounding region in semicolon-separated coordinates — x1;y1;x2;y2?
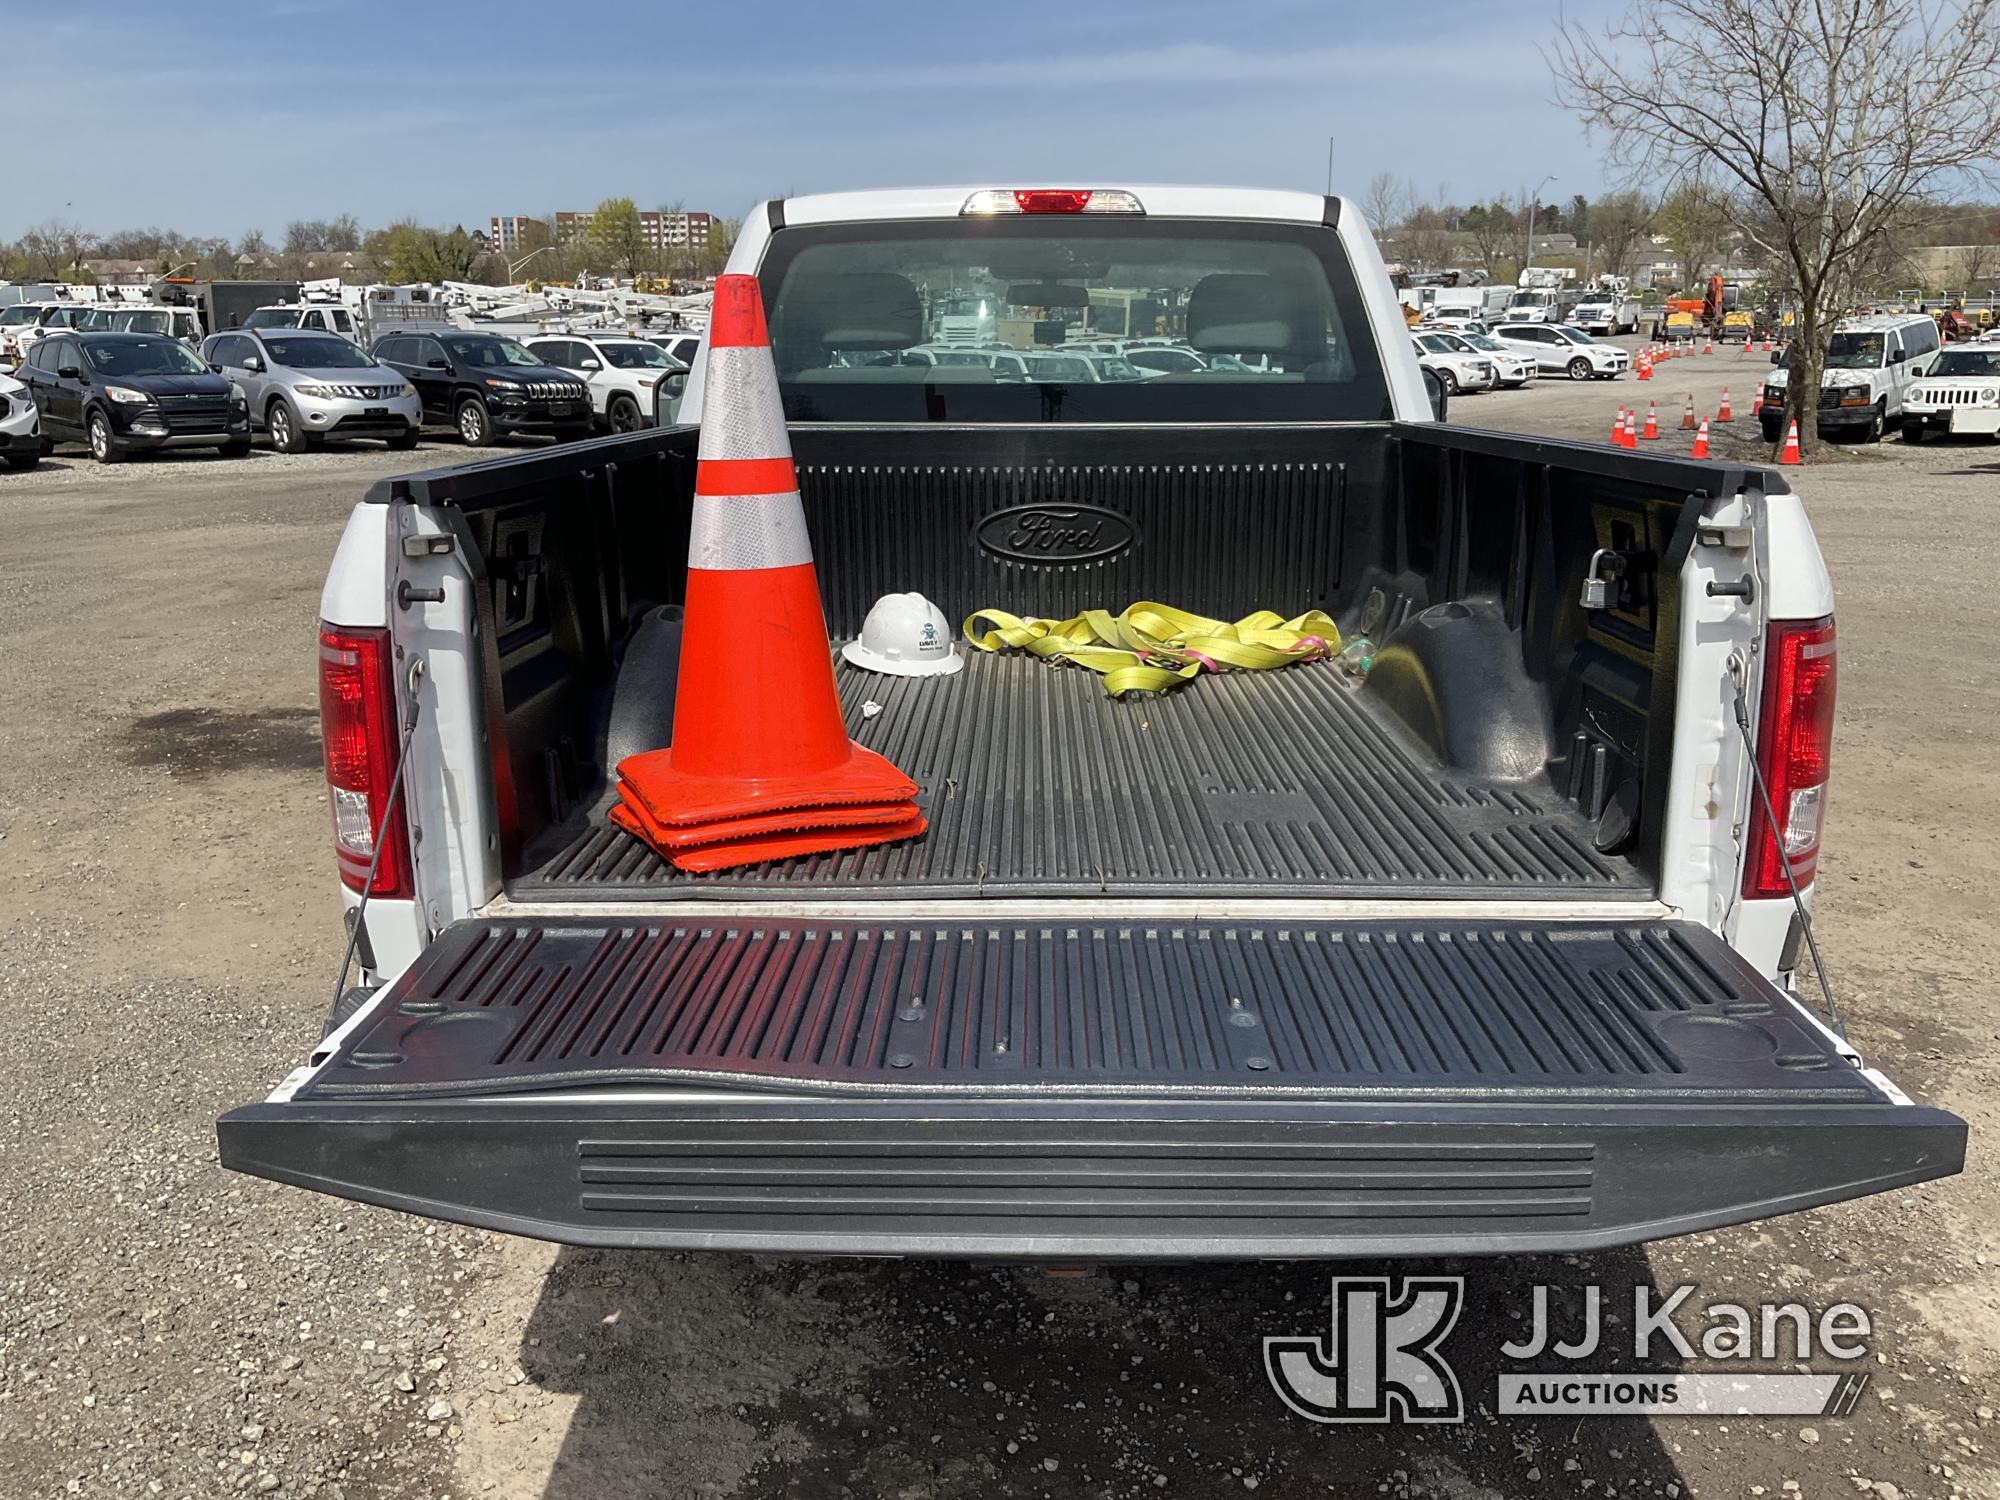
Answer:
1580;547;1623;611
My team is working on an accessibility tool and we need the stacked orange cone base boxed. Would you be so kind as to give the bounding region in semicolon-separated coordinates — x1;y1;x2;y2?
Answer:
611;274;925;872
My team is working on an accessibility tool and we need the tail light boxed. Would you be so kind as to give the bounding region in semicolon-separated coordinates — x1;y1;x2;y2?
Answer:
319;623;413;899
1743;616;1836;898
960;188;1146;216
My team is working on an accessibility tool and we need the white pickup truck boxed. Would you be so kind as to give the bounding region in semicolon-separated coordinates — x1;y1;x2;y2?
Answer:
220;185;1963;1260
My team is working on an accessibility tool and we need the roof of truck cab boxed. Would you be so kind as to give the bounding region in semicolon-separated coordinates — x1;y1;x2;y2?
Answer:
1834;313;1936;332
773;185;1340;226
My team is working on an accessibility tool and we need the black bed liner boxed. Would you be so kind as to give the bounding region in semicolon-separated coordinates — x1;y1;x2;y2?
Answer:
220;914;1965;1256
517;653;1647;902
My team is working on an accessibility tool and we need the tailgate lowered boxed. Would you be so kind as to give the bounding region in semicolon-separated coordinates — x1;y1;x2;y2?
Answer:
219;916;1964;1258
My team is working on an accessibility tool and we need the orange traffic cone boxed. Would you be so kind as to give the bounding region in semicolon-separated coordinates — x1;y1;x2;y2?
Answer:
1703;336;1714;355
1610;407;1628;446
1743;336;1753;355
1691;418;1710;459
1643;400;1659;440
1779;419;1802;465
1751;389;1764;418
1717;387;1734;422
1680;393;1698;430
1764;337;1774;353
612;274;924;871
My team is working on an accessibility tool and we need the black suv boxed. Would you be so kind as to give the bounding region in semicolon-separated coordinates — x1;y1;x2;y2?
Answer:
371;330;592;446
15;331;250;463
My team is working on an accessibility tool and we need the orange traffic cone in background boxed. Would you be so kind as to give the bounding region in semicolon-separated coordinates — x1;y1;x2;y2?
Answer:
1691;419;1710;459
1779;419;1802;465
1643;401;1659;439
1764;337;1774;352
1717;387;1734;422
1637;353;1652;381
611;274;924;871
1703;336;1714;355
1680;393;1698;430
1743;336;1753;355
1752;389;1764;418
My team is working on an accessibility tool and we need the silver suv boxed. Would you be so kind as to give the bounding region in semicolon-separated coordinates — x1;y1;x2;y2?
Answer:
201;328;421;452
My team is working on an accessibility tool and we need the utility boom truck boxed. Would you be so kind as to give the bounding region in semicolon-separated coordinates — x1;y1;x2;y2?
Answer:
219;184;1963;1261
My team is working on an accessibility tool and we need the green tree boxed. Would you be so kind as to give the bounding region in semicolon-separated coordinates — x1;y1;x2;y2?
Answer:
1567;193;1592;245
377;221;484;284
589;197;648;276
697;216;740;278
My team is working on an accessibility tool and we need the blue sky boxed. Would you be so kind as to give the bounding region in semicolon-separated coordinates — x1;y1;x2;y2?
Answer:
5;0;1617;241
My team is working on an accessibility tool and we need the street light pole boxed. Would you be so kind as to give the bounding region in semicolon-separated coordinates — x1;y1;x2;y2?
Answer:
508;245;557;283
1522;174;1557;271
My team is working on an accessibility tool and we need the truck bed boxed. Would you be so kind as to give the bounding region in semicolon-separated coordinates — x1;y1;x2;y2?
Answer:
517;650;1646;902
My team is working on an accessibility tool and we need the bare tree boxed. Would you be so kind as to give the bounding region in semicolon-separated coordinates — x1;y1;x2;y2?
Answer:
17;218;95;281
1588;190;1654;279
1551;0;2000;456
1953;238;1999;291
1361;173;1406;237
1401;203;1457;270
1460;201;1517;279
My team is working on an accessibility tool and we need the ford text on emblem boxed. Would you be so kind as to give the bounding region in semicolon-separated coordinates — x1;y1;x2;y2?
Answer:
975;504;1136;564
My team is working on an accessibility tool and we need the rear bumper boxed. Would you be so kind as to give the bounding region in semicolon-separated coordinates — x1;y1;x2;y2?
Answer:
218;1092;1964;1258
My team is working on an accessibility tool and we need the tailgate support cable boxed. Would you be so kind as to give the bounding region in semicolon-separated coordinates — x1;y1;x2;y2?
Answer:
1730;676;1846;1039
332;659;424;1009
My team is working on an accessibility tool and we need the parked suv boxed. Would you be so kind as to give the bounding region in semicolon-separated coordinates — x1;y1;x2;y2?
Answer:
1409;331;1497;394
1760;314;1942;443
15;331;249;462
1489;322;1631;380
0;366;42;469
371;331;592;446
1898;342;2000;443
524;332;684;433
204;328;422;452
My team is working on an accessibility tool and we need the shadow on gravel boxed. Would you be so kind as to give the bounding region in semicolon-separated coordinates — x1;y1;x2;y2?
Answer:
118;705;323;778
511;1247;1685;1498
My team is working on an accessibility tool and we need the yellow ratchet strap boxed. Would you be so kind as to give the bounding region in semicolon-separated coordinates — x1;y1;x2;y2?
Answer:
962;602;1341;698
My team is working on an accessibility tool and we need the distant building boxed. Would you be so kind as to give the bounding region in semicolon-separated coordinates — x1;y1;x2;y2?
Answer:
533;208;715;255
488;215;542;254
82;258;153;286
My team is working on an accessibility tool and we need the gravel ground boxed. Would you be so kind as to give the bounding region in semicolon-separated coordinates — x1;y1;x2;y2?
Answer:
1;372;1995;1500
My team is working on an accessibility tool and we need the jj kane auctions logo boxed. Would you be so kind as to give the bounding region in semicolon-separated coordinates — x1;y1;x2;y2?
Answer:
1267;1278;1875;1422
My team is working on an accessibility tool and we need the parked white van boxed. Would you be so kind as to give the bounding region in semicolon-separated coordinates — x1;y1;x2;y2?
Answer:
1760;314;1941;443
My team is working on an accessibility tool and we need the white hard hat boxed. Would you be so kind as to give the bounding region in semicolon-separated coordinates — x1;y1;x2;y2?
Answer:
841;593;964;678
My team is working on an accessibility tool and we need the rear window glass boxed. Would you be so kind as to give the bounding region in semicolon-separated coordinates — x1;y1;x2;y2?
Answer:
760;218;1390;423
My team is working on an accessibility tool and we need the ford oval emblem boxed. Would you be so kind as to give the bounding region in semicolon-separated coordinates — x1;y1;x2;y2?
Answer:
976;504;1136;565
